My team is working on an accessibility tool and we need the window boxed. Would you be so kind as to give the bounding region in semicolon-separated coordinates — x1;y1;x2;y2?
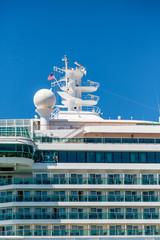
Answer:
7;145;15;151
105;152;112;163
53;225;66;235
59;152;67;163
114;152;121;163
122;152;130;163
0;144;6;151
77;152;85;163
139;152;146;163
87;152;95;163
34;150;160;164
110;225;122;235
130;152;138;163
96;152;104;163
108;174;121;184
156;152;160;163
68;152;76;163
17;144;22;152
23;145;29;152
147;152;155;163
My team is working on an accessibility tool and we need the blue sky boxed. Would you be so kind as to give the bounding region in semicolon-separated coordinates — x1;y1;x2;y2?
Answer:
0;0;160;121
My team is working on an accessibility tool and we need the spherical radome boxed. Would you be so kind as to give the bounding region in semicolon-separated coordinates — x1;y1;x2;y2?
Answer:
33;89;56;109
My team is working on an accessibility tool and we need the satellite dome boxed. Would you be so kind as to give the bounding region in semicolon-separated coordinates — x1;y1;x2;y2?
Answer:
33;89;56;109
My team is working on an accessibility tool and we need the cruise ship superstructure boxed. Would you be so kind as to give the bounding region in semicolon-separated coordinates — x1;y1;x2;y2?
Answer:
1;57;160;239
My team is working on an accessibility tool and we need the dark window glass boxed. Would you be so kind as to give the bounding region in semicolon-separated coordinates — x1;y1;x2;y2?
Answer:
113;139;121;143
156;152;160;163
114;152;121;163
122;139;138;143
77;152;85;163
23;145;29;152
59;152;67;163
139;139;154;143
7;144;15;151
85;138;94;143
29;146;33;153
122;152;130;163
87;152;95;163
105;152;113;163
105;138;121;143
68;151;77;163
0;144;6;151
16;144;23;152
96;152;104;163
34;150;160;164
130;152;138;163
139;152;146;163
42;137;50;143
94;138;102;143
147;152;155;163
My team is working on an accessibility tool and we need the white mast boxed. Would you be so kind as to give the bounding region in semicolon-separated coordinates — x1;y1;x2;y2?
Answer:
52;56;100;113
62;55;69;70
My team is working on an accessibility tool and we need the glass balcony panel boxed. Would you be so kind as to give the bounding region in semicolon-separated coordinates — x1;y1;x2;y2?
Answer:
2;228;160;236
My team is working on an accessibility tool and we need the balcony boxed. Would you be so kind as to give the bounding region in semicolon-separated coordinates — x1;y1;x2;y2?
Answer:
0;194;160;203
0;143;34;167
0;177;160;186
1;228;160;237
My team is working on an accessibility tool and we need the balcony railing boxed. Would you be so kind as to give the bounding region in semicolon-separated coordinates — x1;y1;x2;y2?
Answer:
33;136;160;144
0;194;159;203
1;229;160;236
0;130;30;138
1;177;160;186
0;212;160;221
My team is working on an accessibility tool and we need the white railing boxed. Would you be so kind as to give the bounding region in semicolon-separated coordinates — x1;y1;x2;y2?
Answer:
81;80;100;88
0;119;31;127
83;94;99;102
82;106;102;115
50;107;60;119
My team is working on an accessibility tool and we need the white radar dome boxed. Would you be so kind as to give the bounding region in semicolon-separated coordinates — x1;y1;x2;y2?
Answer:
33;89;56;109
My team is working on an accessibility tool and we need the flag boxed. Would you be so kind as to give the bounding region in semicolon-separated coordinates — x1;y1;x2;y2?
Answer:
48;73;54;81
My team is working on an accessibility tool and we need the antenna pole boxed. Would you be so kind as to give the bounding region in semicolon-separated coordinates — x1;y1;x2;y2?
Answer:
62;55;68;70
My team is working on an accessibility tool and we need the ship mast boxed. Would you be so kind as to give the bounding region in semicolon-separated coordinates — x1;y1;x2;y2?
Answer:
62;55;69;70
52;56;100;113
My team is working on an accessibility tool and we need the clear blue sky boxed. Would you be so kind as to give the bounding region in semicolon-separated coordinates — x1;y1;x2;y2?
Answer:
0;0;160;121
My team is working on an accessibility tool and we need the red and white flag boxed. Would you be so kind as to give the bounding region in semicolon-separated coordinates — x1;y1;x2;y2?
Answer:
48;73;54;81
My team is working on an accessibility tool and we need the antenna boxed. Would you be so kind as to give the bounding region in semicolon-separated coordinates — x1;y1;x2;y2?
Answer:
74;62;86;75
62;55;69;70
74;62;86;69
154;86;160;117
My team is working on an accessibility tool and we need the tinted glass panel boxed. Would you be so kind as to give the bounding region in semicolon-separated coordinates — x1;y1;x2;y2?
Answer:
105;152;112;163
59;152;67;163
77;151;85;163
147;152;155;163
130;152;138;163
23;145;29;152
7;144;15;151
0;144;6;151
139;152;146;163
17;144;22;152
96;152;104;163
114;152;121;163
156;152;160;163
34;150;160;164
87;152;95;163
122;152;130;163
29;146;33;153
68;151;77;163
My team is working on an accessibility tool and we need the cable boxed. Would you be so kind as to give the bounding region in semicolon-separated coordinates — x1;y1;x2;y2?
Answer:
100;87;158;112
